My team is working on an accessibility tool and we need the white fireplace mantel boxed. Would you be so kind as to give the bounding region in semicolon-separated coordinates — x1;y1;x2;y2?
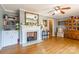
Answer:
20;25;42;46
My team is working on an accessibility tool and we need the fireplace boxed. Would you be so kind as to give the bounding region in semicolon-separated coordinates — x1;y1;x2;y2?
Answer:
27;32;37;41
20;25;42;46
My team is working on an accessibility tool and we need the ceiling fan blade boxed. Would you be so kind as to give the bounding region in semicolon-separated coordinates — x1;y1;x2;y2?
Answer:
61;7;71;10
52;13;55;15
60;10;65;14
48;9;54;13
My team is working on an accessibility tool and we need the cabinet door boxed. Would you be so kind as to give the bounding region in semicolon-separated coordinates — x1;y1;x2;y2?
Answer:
2;31;18;47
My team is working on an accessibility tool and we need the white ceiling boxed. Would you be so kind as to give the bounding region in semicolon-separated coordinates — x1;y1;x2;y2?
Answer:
1;4;79;19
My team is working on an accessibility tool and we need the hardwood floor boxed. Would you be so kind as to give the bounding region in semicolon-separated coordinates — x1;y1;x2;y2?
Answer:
1;37;79;54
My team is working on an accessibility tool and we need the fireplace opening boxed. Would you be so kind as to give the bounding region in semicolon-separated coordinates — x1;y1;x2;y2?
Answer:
27;32;37;42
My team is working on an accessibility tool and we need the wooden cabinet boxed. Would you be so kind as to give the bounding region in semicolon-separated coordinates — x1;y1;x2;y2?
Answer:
64;16;79;40
64;30;79;40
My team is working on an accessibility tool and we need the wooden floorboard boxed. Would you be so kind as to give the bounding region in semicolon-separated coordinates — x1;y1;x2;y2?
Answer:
1;37;79;54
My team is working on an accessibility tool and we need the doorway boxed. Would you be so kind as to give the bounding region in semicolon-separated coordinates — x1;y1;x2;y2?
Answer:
49;19;53;38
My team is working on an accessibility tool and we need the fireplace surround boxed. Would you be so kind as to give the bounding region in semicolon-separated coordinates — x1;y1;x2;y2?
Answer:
20;25;42;46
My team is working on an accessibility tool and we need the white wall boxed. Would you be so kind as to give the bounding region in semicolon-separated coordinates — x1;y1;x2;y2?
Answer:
0;5;3;49
19;9;25;44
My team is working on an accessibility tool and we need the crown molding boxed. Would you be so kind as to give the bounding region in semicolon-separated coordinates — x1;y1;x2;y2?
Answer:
0;4;16;13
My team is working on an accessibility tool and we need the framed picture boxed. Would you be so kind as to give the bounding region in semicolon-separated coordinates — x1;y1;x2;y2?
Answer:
25;12;39;26
43;20;47;27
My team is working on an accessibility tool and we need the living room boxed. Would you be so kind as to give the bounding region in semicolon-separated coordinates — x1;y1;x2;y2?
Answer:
0;4;79;54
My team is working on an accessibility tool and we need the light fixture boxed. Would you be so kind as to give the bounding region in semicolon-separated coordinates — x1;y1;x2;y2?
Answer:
57;10;60;13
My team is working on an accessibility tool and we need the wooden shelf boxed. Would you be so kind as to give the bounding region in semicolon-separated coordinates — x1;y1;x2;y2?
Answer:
64;16;79;40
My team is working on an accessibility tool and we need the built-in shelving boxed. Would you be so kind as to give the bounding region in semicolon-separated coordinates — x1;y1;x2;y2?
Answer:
3;14;19;30
64;17;79;31
64;16;79;40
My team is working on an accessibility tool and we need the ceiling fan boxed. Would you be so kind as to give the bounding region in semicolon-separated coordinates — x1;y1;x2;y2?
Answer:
48;6;71;15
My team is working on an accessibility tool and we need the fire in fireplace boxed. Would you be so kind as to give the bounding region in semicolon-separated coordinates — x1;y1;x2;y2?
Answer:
27;32;37;42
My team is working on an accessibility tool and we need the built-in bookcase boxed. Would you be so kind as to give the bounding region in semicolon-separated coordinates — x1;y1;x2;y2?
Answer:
64;16;79;40
2;11;19;48
64;16;79;31
3;14;19;30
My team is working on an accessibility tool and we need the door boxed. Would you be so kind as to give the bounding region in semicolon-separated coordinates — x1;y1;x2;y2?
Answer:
49;19;53;38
